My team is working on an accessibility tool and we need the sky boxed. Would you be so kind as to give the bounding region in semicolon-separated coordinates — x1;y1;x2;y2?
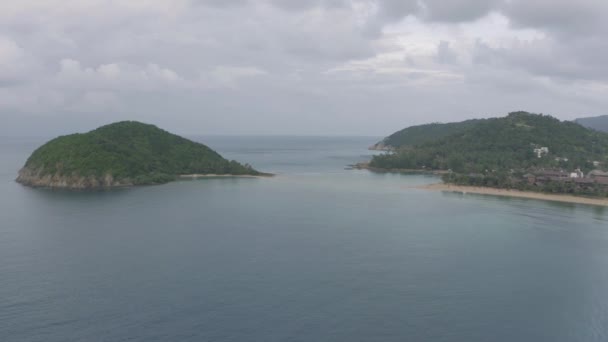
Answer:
1;0;608;136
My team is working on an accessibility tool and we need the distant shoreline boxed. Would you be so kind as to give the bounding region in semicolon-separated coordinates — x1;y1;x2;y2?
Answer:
419;183;608;207
178;173;274;179
352;162;449;175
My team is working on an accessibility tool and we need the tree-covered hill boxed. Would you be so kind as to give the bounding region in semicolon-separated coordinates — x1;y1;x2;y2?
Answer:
17;121;263;189
372;119;484;149
576;115;608;133
370;112;608;173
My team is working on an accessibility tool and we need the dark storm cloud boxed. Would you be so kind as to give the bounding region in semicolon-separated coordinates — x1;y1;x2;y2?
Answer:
269;0;349;11
473;37;608;82
465;0;608;83
375;0;419;21
503;0;608;35
421;0;503;22
197;0;250;7
265;0;500;23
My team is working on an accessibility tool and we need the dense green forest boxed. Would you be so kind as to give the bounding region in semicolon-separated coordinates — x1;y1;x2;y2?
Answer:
371;112;608;173
20;121;261;186
376;119;484;148
576;115;608;133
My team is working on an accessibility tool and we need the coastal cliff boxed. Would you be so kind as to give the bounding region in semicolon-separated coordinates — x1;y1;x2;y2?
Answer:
16;167;132;189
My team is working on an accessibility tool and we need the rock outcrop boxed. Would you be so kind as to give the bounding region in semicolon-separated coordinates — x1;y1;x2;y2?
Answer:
16;167;132;189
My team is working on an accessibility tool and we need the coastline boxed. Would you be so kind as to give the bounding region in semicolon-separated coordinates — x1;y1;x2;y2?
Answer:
353;162;449;175
178;173;274;179
16;169;274;190
418;183;608;207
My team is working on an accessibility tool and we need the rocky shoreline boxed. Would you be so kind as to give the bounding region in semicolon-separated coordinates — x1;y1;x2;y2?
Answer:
15;167;132;189
16;167;274;190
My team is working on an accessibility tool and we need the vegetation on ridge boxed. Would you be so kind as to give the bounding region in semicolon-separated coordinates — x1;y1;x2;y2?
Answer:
19;121;262;187
369;112;608;197
371;112;608;172
376;119;484;148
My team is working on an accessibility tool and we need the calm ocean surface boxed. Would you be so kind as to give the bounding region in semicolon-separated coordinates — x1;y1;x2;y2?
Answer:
1;136;608;342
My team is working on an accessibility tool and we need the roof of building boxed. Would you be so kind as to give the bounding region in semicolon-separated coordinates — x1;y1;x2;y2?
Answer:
536;170;569;177
588;170;608;177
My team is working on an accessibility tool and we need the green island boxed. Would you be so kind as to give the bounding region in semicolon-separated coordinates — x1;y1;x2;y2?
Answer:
16;121;268;190
368;111;608;198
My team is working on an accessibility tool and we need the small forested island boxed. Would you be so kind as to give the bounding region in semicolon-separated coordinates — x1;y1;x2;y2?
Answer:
17;121;267;190
368;112;608;198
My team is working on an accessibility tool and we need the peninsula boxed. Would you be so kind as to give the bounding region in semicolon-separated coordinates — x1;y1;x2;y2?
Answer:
368;111;608;199
16;121;268;189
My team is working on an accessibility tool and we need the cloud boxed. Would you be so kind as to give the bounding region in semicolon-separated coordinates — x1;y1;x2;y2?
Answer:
0;37;22;64
502;0;608;35
0;0;608;136
210;66;267;87
436;40;458;64
56;59;184;90
269;0;350;11
0;36;34;86
421;0;503;22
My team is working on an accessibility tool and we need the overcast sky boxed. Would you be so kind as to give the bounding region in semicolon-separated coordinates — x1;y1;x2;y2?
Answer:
1;0;608;136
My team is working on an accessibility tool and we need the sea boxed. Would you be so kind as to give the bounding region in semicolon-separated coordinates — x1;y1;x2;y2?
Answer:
1;135;607;342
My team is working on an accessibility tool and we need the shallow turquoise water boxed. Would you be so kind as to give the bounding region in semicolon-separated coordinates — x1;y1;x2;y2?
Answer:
1;136;607;341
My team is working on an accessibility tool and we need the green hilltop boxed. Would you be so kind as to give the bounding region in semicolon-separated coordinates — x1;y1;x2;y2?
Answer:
373;118;485;149
371;112;608;173
370;112;608;180
369;112;608;196
17;121;264;189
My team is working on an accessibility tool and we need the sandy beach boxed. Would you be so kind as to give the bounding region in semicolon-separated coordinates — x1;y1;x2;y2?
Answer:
418;183;608;207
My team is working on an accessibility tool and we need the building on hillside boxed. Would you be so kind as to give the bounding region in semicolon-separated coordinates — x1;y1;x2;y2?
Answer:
523;173;536;185
533;146;549;158
588;170;608;179
595;177;608;185
536;169;570;178
569;169;584;178
525;168;608;190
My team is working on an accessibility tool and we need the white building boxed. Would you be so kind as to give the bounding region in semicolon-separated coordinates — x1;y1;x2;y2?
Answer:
533;147;549;158
570;169;584;178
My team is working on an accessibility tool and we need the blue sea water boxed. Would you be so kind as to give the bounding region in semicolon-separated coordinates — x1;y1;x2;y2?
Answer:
1;135;608;342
